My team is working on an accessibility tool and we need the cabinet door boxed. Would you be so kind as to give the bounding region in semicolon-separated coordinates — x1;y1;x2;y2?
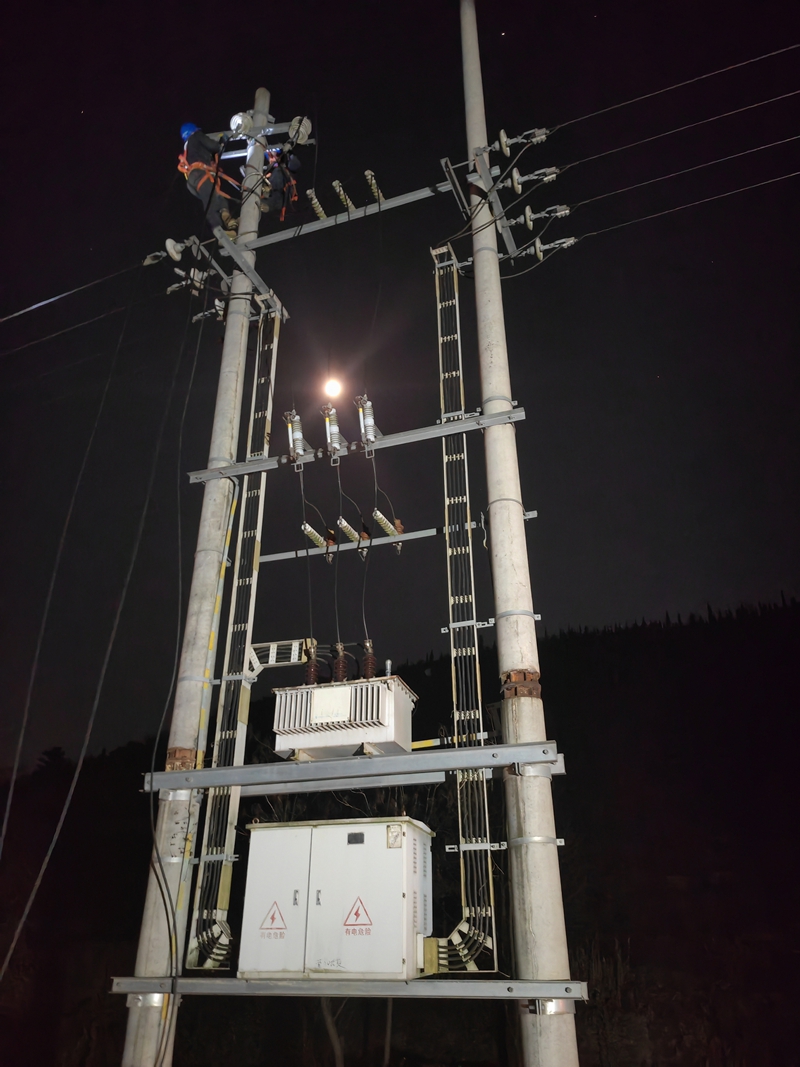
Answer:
238;826;312;976
305;823;405;976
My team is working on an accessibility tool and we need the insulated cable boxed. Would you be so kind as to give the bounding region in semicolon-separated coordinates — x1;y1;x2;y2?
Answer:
0;264;141;325
0;269;142;871
550;43;800;132
0;276;193;984
0;308;126;360
148;280;212;1067
0;284;175;362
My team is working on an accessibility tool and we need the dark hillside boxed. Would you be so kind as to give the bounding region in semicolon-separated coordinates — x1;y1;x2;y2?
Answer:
1;600;797;1065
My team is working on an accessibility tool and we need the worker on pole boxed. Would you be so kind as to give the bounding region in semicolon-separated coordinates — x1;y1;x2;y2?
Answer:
178;123;240;237
459;2;581;1065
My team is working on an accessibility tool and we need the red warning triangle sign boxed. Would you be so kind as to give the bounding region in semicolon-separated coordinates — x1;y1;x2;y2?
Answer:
260;901;286;930
343;897;372;926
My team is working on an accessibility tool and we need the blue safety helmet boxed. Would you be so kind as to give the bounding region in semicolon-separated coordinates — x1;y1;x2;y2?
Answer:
180;122;200;141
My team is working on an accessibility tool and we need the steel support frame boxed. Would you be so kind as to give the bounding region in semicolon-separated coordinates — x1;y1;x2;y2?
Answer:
113;977;588;1000
144;741;562;792
188;407;526;483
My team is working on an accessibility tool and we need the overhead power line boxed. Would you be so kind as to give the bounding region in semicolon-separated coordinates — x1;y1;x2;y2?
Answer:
501;169;800;278
574;133;800;209
579;169;800;239
551;42;800;131
0;290;198;986
0;275;141;871
0;265;140;326
0;308;125;360
562;88;800;171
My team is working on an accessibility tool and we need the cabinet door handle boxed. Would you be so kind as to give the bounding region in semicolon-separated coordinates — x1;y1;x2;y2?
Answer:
293;890;299;906
316;890;321;906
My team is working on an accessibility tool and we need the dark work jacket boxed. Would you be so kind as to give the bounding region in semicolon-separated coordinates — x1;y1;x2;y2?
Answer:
184;130;223;166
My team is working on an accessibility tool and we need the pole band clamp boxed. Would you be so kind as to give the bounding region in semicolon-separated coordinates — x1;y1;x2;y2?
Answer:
508;835;564;847
495;609;536;620
487;497;524;509
482;394;513;407
126;992;166;1009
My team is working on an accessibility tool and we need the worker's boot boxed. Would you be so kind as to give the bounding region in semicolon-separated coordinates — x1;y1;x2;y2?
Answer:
220;209;239;231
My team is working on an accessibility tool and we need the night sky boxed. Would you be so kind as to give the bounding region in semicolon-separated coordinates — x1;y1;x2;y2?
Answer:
1;0;798;767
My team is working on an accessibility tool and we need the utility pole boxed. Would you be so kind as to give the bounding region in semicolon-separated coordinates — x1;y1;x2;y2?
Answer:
121;88;270;1067
459;4;580;1066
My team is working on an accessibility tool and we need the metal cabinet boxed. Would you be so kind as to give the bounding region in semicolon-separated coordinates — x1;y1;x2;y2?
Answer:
238;817;433;980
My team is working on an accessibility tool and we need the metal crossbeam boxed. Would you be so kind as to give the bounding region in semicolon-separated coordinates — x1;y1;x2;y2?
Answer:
145;742;560;792
234;181;453;251
241;769;447;797
260;525;439;563
213;229;288;320
112;976;587;1000
188;408;525;484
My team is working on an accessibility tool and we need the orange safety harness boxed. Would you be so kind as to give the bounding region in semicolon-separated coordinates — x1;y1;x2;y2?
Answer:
177;151;241;200
263;150;299;221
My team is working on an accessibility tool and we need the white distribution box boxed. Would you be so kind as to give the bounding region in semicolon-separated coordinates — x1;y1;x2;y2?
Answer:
272;677;416;759
238;817;433;980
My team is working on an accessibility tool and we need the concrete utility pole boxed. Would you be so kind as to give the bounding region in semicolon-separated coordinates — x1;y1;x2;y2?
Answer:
459;4;580;1065
121;88;270;1067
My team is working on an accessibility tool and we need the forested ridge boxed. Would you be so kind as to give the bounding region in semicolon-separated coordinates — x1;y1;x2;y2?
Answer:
2;599;797;1065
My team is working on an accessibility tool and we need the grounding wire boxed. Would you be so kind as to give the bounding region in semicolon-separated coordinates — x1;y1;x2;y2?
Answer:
298;470;315;642
549;43;800;132
370;455;398;527
0;270;193;985
333;470;343;647
0;268;142;871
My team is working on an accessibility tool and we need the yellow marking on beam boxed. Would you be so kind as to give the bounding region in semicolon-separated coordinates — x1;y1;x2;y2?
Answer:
218;865;233;910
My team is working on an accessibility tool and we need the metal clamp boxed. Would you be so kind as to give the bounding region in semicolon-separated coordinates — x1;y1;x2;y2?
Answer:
126;993;166;1009
189;853;239;865
526;998;576;1015
495;609;542;622
445;842;507;853
508;836;564;848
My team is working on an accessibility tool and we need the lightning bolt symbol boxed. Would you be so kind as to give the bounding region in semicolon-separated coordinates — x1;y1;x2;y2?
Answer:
354;906;361;921
269;911;276;926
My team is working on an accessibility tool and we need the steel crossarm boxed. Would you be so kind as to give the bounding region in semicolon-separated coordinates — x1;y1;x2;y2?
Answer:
112;976;588;1000
144;741;561;792
187;408;526;483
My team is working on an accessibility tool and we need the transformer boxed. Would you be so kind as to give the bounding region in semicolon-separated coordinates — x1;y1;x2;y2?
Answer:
272;676;416;759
